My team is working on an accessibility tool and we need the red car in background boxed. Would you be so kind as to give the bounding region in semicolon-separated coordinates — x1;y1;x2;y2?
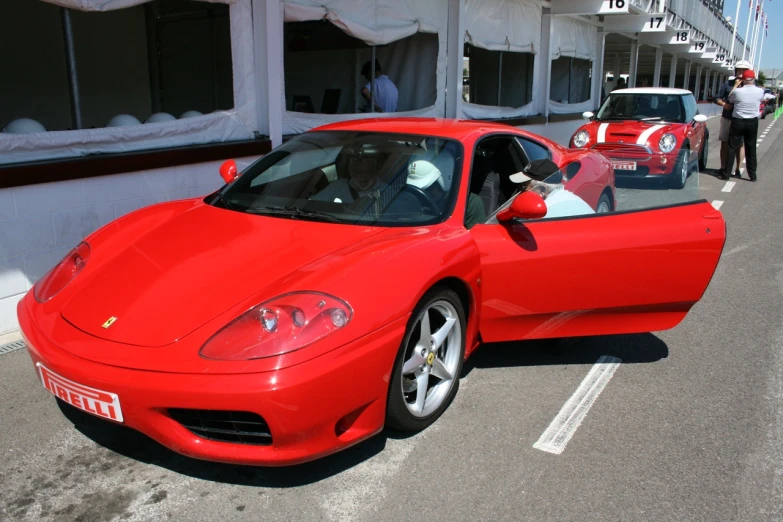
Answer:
18;118;724;466
570;88;708;189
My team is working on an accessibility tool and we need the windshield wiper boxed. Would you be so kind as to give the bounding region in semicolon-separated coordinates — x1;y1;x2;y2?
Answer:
211;190;236;211
245;205;342;223
639;117;662;121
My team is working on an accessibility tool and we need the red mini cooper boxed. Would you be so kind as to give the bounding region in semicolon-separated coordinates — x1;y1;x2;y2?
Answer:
570;88;708;189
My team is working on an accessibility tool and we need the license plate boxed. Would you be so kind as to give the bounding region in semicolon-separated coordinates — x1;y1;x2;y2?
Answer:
612;161;637;171
37;363;124;422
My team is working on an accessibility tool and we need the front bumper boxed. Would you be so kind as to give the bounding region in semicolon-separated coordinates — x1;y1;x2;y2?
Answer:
18;292;407;466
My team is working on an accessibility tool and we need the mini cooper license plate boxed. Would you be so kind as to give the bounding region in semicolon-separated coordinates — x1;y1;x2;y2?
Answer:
37;363;124;422
612;161;637;171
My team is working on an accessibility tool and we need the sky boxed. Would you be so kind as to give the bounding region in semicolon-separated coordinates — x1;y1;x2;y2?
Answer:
723;0;781;71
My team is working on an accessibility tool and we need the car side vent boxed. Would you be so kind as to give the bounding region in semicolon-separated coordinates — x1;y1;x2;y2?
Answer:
168;409;272;445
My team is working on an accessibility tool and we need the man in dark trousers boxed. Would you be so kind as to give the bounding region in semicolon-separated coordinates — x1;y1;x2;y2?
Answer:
721;69;765;182
715;60;751;178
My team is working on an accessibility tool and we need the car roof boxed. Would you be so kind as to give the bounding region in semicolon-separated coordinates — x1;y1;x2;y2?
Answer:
610;88;693;96
311;117;533;141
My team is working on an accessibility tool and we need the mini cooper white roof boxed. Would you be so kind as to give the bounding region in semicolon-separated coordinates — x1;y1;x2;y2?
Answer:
610;88;694;96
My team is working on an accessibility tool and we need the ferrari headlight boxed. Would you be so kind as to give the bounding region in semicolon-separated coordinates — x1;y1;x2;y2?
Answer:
659;133;677;153
573;130;590;148
34;242;91;303
199;292;353;360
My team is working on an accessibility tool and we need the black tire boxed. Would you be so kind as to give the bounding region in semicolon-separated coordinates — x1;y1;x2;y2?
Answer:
386;286;466;432
698;133;709;171
669;149;689;189
596;192;612;213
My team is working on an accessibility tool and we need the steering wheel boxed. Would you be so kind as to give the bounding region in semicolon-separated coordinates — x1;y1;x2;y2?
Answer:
401;184;437;213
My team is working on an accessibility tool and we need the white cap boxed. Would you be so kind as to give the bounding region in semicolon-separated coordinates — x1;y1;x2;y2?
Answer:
107;114;141;127
2;118;46;133
145;112;176;123
735;60;752;69
407;160;444;190
509;171;532;183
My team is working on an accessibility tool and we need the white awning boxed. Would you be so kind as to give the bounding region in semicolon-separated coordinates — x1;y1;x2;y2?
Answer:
40;0;234;11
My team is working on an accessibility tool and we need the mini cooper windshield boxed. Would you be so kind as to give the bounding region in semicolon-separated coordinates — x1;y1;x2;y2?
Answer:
210;131;463;226
596;93;686;123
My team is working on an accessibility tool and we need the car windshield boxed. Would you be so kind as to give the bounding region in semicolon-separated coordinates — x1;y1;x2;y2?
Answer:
596;93;685;123
209;131;463;226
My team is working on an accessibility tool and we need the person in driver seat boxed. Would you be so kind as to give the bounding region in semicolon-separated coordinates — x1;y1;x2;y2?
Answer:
311;146;420;218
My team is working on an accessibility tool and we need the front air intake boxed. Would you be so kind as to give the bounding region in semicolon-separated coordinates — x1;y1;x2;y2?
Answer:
168;409;272;445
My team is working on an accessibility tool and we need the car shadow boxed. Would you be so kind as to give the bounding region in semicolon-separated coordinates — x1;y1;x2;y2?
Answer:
56;332;667;486
461;332;668;377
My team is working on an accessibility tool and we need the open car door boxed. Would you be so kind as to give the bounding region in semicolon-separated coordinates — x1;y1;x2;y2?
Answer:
470;167;725;343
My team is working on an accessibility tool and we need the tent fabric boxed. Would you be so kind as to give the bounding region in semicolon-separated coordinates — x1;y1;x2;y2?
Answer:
0;0;255;164
549;99;593;115
40;0;234;11
463;0;540;53
281;0;446;135
551;16;596;60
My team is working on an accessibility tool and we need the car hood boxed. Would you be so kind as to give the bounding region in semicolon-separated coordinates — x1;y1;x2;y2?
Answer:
586;121;675;146
61;203;384;348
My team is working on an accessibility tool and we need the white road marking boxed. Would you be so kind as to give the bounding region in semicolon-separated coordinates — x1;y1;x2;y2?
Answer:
712;200;724;210
533;355;622;455
722;181;736;192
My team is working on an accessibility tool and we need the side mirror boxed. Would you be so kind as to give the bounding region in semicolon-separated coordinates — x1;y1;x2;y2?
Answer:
219;159;238;184
693;114;708;123
582;111;595;121
497;191;547;223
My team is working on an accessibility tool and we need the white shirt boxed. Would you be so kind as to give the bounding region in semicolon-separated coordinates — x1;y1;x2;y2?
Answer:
729;84;765;119
364;75;399;112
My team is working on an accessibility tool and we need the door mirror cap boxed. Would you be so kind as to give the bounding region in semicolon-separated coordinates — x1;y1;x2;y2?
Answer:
693;114;707;123
219;159;238;183
497;191;548;223
582;111;595;120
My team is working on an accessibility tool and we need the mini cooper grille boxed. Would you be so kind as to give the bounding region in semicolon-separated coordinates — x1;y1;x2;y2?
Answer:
168;409;272;445
592;143;652;154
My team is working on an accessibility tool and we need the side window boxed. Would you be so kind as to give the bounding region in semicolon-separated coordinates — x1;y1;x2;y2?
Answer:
465;135;524;229
516;137;551;163
683;95;697;121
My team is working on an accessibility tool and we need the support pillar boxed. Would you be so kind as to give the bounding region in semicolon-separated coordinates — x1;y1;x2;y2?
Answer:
668;54;678;88
682;60;691;90
591;28;606;109
445;0;465;118
703;68;711;101
694;65;703;101
253;0;283;147
537;7;553;117
653;47;663;87
628;43;639;88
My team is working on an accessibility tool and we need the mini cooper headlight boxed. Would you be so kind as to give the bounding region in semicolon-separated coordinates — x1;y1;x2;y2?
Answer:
199;292;353;360
573;130;590;148
659;133;677;153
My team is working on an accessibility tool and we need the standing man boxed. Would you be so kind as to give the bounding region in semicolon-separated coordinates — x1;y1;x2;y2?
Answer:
715;60;751;178
360;59;399;113
721;70;765;182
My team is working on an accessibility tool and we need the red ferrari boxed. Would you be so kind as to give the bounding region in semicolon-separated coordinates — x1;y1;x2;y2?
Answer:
570;88;709;189
18;118;725;466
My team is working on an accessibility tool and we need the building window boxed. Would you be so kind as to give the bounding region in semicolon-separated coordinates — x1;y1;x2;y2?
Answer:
283;21;437;115
0;0;234;133
550;57;591;104
463;44;534;108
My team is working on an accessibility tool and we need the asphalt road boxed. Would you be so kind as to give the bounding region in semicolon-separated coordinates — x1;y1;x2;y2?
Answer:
1;115;782;521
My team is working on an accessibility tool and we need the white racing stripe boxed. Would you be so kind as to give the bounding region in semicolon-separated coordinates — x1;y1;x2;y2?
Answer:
597;123;609;143
722;181;736;192
712;200;724;210
533;355;622;455
637;125;665;145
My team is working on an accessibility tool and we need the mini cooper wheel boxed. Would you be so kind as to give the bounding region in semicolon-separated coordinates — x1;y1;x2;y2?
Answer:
669;149;689;189
596;193;612;213
386;287;466;431
698;132;709;171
